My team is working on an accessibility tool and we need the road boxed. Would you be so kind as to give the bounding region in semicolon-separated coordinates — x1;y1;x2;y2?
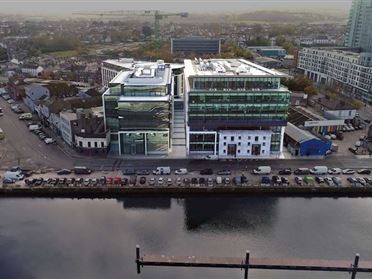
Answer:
0;98;73;170
1;97;372;173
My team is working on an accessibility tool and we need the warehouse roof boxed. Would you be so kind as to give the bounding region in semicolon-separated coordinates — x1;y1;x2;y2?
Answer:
285;122;317;143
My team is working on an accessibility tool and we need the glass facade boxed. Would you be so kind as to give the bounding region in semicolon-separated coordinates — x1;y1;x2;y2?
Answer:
189;133;216;152
119;132;169;155
191;77;280;90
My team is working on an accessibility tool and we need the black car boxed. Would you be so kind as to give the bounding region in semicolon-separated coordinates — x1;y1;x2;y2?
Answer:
199;177;206;185
200;168;213;175
217;170;231;175
123;168;136;175
241;175;248;183
99;176;106;185
191;177;198;185
294;168;310;175
57;169;72;175
139;177;146;185
278;168;292;175
272;175;281;185
121;178;128;186
357;169;371;175
281;177;289;185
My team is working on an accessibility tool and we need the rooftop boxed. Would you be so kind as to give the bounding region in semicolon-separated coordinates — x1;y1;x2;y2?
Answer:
285;122;317;143
109;61;172;86
184;58;286;77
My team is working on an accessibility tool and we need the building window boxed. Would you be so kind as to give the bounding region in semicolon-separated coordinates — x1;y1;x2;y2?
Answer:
248;142;251;146
88;142;91;148
263;136;266;140
263;142;266;146
224;136;227;140
95;142;98;148
101;142;104;148
79;141;82;147
247;150;250;154
238;136;241;140
238;142;241;146
238;150;241;153
224;142;226;146
231;136;234;141
248;136;251;140
255;136;259;142
224;150;226;154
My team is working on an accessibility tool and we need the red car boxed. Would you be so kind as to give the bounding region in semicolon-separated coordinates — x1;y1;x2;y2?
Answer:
106;177;113;185
113;176;122;185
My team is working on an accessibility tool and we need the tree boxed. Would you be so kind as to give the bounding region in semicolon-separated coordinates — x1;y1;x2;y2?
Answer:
304;85;318;96
142;25;153;38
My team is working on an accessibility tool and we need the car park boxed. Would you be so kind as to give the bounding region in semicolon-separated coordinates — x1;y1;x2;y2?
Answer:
357;169;371;175
175;168;188;175
342;169;355;175
278;168;291;175
217;170;231;175
328;168;342;175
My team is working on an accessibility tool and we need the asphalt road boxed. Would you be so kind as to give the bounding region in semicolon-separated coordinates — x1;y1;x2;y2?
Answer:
1;97;372;173
0;98;73;170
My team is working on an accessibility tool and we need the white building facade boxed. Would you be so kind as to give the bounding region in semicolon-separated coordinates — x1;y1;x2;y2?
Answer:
297;48;372;104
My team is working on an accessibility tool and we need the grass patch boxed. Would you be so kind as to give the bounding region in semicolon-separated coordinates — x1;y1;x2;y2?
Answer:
48;50;79;58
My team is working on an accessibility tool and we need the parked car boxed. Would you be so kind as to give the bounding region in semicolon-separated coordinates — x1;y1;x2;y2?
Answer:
121;178;128;186
342;169;355;175
253;166;271;175
315;177;325;184
223;177;231;185
349;147;357;154
217;170;231;175
204;154;218;160
207;178;213;187
175;168;188;175
272;175;281;185
332;177;342;187
328;168;342;175
123;168;136;175
357;169;371;175
153;167;171;175
113;177;122;185
183;178;190;186
136;169;150;175
294;168;310;175
158;177;164;185
324;177;334;186
310;166;328;175
357;177;367;186
44;138;56;144
364;178;372;186
347;177;358;184
281;177;289;186
191;177;198;185
261;176;271;185
199;177;206;185
176;177;182;186
278;168;292;175
149;178;155;185
167;178;172;186
139;177;146;185
74;166;92;175
200;168;213;175
57;169;72;175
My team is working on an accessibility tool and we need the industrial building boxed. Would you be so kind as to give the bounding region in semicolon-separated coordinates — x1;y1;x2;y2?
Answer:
184;58;290;159
171;37;221;55
102;60;174;156
284;123;332;157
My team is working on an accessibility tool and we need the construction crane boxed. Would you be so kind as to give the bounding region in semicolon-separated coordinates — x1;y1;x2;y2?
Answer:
74;10;188;49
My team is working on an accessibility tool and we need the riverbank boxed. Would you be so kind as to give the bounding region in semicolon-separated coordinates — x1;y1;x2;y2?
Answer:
2;185;372;198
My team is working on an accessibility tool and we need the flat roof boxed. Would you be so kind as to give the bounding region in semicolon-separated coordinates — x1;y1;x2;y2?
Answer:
184;58;287;77
285;122;317;143
109;62;172;86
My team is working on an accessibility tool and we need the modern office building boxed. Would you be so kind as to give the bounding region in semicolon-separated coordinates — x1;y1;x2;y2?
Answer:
345;0;372;52
171;37;221;55
103;60;174;156
297;48;372;104
101;58;184;97
184;58;290;159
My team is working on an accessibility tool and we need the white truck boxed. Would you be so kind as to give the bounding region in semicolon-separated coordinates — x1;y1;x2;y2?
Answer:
153;167;171;175
252;166;271;175
4;171;24;181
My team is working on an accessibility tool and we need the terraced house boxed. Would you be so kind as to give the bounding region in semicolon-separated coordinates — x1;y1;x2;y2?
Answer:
184;58;290;159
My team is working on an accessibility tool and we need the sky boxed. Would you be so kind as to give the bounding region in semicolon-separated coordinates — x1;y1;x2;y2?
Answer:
0;0;353;15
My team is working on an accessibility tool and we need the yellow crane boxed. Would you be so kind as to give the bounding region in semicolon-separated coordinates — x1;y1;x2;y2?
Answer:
74;10;188;49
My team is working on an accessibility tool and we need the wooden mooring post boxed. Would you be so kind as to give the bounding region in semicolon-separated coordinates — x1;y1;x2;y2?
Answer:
135;245;372;279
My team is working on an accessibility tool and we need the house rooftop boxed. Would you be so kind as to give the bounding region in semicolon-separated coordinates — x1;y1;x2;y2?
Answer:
184;58;287;77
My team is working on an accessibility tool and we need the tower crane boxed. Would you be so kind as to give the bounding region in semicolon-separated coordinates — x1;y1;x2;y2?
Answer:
74;10;188;49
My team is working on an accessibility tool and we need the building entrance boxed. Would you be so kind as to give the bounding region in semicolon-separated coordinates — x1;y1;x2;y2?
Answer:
252;144;261;156
227;144;237;156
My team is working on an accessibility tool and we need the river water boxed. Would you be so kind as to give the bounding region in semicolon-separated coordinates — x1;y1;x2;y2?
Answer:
1;197;372;279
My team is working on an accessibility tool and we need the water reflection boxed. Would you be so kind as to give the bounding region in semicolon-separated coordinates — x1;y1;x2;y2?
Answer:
118;197;171;209
183;197;278;232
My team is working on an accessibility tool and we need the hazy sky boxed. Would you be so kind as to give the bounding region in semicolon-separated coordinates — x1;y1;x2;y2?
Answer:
0;0;352;15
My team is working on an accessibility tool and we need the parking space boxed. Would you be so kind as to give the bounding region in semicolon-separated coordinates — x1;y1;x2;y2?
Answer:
2;166;372;189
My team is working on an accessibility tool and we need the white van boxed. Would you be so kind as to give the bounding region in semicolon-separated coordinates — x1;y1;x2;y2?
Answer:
4;171;24;181
153;167;171;175
19;113;32;120
29;124;41;131
253;166;271;175
310;166;328;175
